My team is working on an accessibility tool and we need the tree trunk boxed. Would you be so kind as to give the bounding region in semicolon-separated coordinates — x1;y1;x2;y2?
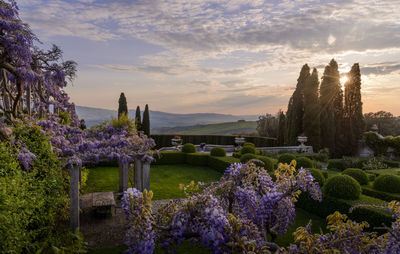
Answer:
26;83;31;116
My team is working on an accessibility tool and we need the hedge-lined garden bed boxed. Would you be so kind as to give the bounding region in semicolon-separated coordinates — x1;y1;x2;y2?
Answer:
151;134;276;149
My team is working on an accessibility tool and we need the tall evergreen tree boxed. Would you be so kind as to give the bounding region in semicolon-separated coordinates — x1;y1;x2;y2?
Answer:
320;59;343;156
135;106;141;131
142;104;150;136
344;63;365;155
118;92;128;119
303;68;320;151
286;64;310;145
277;110;286;146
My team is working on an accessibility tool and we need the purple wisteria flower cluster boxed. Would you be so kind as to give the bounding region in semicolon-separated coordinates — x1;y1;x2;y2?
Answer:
123;161;322;253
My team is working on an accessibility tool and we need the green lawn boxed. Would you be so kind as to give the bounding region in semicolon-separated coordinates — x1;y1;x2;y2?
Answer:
82;164;222;200
366;168;400;176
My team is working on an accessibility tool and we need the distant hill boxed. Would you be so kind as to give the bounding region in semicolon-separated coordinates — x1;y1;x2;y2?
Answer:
152;121;258;135
75;106;258;129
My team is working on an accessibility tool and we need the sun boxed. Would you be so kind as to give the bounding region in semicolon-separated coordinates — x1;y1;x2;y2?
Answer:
340;76;348;85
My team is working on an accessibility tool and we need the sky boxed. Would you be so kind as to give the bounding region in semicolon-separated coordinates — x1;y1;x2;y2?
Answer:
17;0;400;115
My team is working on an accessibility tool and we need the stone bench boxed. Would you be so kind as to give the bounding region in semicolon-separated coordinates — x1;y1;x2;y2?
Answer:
80;192;116;217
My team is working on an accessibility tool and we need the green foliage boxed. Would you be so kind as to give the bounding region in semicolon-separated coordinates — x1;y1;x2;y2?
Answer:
383;160;400;168
322;171;329;179
208;156;240;173
368;174;376;181
240;153;257;163
240;145;256;155
243;142;255;148
303;68;320;151
153;151;186;165
373;174;400;193
286;64;310;145
253;155;275;171
362;157;388;170
210;147;226;157
327;159;348;171
256;114;278;137
135;106;141;131
109;114;136;132
320;59;342;157
344;63;365;156
364;131;388;156
278;153;296;164
324;175;361;200
118;92;128;119
0;125;83;253
296;157;313;169
150;134;276;149
277;110;286;146
58;111;71;125
307;168;325;186
232;151;241;158
185;153;210;166
361;186;400;202
342;168;369;185
181;143;197;153
142;104;150;136
364;111;400;137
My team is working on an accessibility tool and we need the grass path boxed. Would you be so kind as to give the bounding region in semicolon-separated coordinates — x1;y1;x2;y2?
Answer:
82;164;222;200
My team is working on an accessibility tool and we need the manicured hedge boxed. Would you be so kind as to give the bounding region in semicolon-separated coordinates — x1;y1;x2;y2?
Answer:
373;174;400;193
182;143;197;153
240;153;257;163
383;160;400;168
243;142;255;148
208;156;240;173
241;146;256;155
324;175;361;200
153;151;186;165
278;153;296;164
296;157;313;169
186;153;210;166
327;159;348;171
306;168;325;186
297;193;393;230
210;147;226;157
342;168;369;185
362;186;400;202
151;134;276;149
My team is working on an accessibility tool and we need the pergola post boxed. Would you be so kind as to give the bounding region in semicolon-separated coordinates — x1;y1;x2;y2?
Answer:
142;162;150;191
119;161;129;192
69;164;80;232
134;160;143;191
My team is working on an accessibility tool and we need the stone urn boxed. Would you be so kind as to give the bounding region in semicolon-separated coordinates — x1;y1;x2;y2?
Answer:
297;136;308;146
235;137;246;151
171;138;182;147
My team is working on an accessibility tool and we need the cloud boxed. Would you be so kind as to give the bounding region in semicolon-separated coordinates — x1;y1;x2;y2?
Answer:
361;63;400;76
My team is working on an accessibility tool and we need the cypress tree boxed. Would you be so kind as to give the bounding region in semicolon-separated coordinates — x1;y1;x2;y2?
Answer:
277;110;286;146
320;59;342;156
142;104;150;136
303;68;320;151
344;63;365;155
118;92;128;119
135;106;141;131
286;64;310;145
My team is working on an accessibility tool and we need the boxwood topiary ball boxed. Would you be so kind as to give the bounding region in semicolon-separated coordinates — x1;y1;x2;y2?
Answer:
240;153;257;163
323;175;361;200
278;153;296;164
241;146;256;155
296;157;313;169
210;147;226;157
342;168;369;185
255;155;275;171
306;168;325;187
373;174;400;193
181;143;197;153
243;142;255;148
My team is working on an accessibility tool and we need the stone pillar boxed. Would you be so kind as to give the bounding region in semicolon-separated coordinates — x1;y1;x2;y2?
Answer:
119;162;129;192
142;162;151;191
134;160;143;191
69;165;80;232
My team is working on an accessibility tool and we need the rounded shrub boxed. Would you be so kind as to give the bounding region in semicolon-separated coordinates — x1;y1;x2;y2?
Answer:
296;157;313;169
241;146;256;155
342;168;369;185
210;147;226;157
255;156;275;171
367;174;376;182
181;143;197;153
306;168;325;187
240;153;257;163
243;142;255;148
373;174;400;193
278;153;296;164
323;175;361;200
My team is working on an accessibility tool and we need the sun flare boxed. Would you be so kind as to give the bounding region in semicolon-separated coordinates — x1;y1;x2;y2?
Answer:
340;76;348;84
